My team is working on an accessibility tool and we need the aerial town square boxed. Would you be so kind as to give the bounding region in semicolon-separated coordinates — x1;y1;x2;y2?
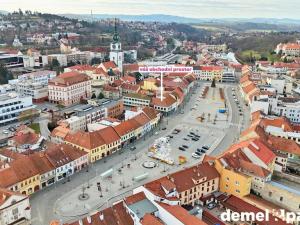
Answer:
0;1;300;225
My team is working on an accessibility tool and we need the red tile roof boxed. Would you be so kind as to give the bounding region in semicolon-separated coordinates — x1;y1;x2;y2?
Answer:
221;195;289;225
145;163;219;197
140;214;164;225
151;94;177;107
125;192;146;205
158;202;208;225
49;72;90;86
64;201;134;225
0;187;26;207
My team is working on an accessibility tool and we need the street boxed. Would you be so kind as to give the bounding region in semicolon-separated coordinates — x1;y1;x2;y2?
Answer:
29;81;249;224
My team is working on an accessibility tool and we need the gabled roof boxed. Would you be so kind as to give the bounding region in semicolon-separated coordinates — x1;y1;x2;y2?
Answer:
142;107;159;120
221;195;289;225
267;135;300;156
113;119;138;136
65;131;106;150
64;201;134;225
151;94;177;107
29;153;55;175
0;187;26;207
158;202;208;225
132;112;150;127
140;214;165;225
49;72;90;86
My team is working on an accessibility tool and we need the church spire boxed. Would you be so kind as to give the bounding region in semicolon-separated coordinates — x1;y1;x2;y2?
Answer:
112;18;120;43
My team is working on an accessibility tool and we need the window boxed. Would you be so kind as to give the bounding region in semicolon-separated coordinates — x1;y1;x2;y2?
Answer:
280;197;283;202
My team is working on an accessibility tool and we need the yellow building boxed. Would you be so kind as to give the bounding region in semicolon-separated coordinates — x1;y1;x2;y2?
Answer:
1;158;41;196
65;126;121;163
215;159;251;198
65;130;107;163
141;78;158;91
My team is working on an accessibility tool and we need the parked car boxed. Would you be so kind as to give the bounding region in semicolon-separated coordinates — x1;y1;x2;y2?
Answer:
179;147;186;151
162;127;167;130
202;145;209;150
183;138;189;141
192;152;201;159
182;145;188;148
192;138;199;141
187;134;193;138
2;130;9;134
167;135;174;139
130;146;136;151
207;202;217;209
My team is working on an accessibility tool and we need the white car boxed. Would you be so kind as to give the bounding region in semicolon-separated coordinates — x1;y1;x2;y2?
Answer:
192;153;202;159
2;130;9;134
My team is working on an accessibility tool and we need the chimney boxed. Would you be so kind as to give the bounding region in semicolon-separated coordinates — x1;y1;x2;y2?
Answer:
87;216;92;224
99;212;104;221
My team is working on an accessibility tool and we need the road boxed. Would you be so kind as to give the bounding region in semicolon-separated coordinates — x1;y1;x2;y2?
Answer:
30;81;247;224
210;84;250;156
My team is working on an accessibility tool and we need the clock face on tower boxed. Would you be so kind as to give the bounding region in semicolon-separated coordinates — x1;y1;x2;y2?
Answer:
112;44;116;49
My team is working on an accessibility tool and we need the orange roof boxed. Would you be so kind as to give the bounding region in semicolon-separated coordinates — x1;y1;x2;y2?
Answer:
12;130;39;146
125;192;146;205
158;202;208;225
132;112;151;127
251;110;264;121
200;66;222;71
67;65;95;71
0;148;25;160
113;120;138;137
267;135;300;156
10;157;39;182
151;94;177;107
240;160;271;178
140;214;164;225
145;162;219;197
49;72;90;86
65;130;105;150
0;167;19;188
101;61;117;70
51;126;70;139
142;107;159;120
63;201;134;225
0;187;26;207
123;64;140;73
242;82;257;94
29;153;55;175
259;117;294;132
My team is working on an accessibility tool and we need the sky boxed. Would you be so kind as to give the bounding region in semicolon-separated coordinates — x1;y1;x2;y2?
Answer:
1;0;300;19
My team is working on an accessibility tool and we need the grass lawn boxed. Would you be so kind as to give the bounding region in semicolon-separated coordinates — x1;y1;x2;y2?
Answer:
29;123;41;134
241;50;261;60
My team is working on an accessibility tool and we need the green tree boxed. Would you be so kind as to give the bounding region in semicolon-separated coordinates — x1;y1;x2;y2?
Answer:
98;92;104;99
211;78;216;88
0;64;13;84
18;108;40;124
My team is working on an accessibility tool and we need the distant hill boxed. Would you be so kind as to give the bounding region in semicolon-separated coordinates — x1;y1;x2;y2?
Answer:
61;13;300;25
0;10;8;15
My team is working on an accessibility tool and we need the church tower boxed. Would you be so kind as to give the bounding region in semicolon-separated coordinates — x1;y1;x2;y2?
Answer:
110;19;123;73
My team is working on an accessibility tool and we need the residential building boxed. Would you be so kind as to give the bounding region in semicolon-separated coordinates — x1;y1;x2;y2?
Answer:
65;126;121;163
0;188;31;225
151;94;178;114
48;71;92;106
0;92;34;126
123;93;152;107
135;162;220;207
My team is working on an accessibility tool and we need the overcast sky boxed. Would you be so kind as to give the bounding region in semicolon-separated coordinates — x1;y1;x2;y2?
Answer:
1;0;300;19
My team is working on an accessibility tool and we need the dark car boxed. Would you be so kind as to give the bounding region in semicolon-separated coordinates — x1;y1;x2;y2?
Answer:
162;127;167;130
192;138;199;141
187;134;193;138
183;138;189;141
194;151;202;156
179;147;186;151
182;145;188;148
194;134;201;138
202;145;209;150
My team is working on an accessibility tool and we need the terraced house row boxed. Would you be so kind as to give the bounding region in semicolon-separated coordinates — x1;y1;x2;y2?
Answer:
64;107;160;163
0;144;88;196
